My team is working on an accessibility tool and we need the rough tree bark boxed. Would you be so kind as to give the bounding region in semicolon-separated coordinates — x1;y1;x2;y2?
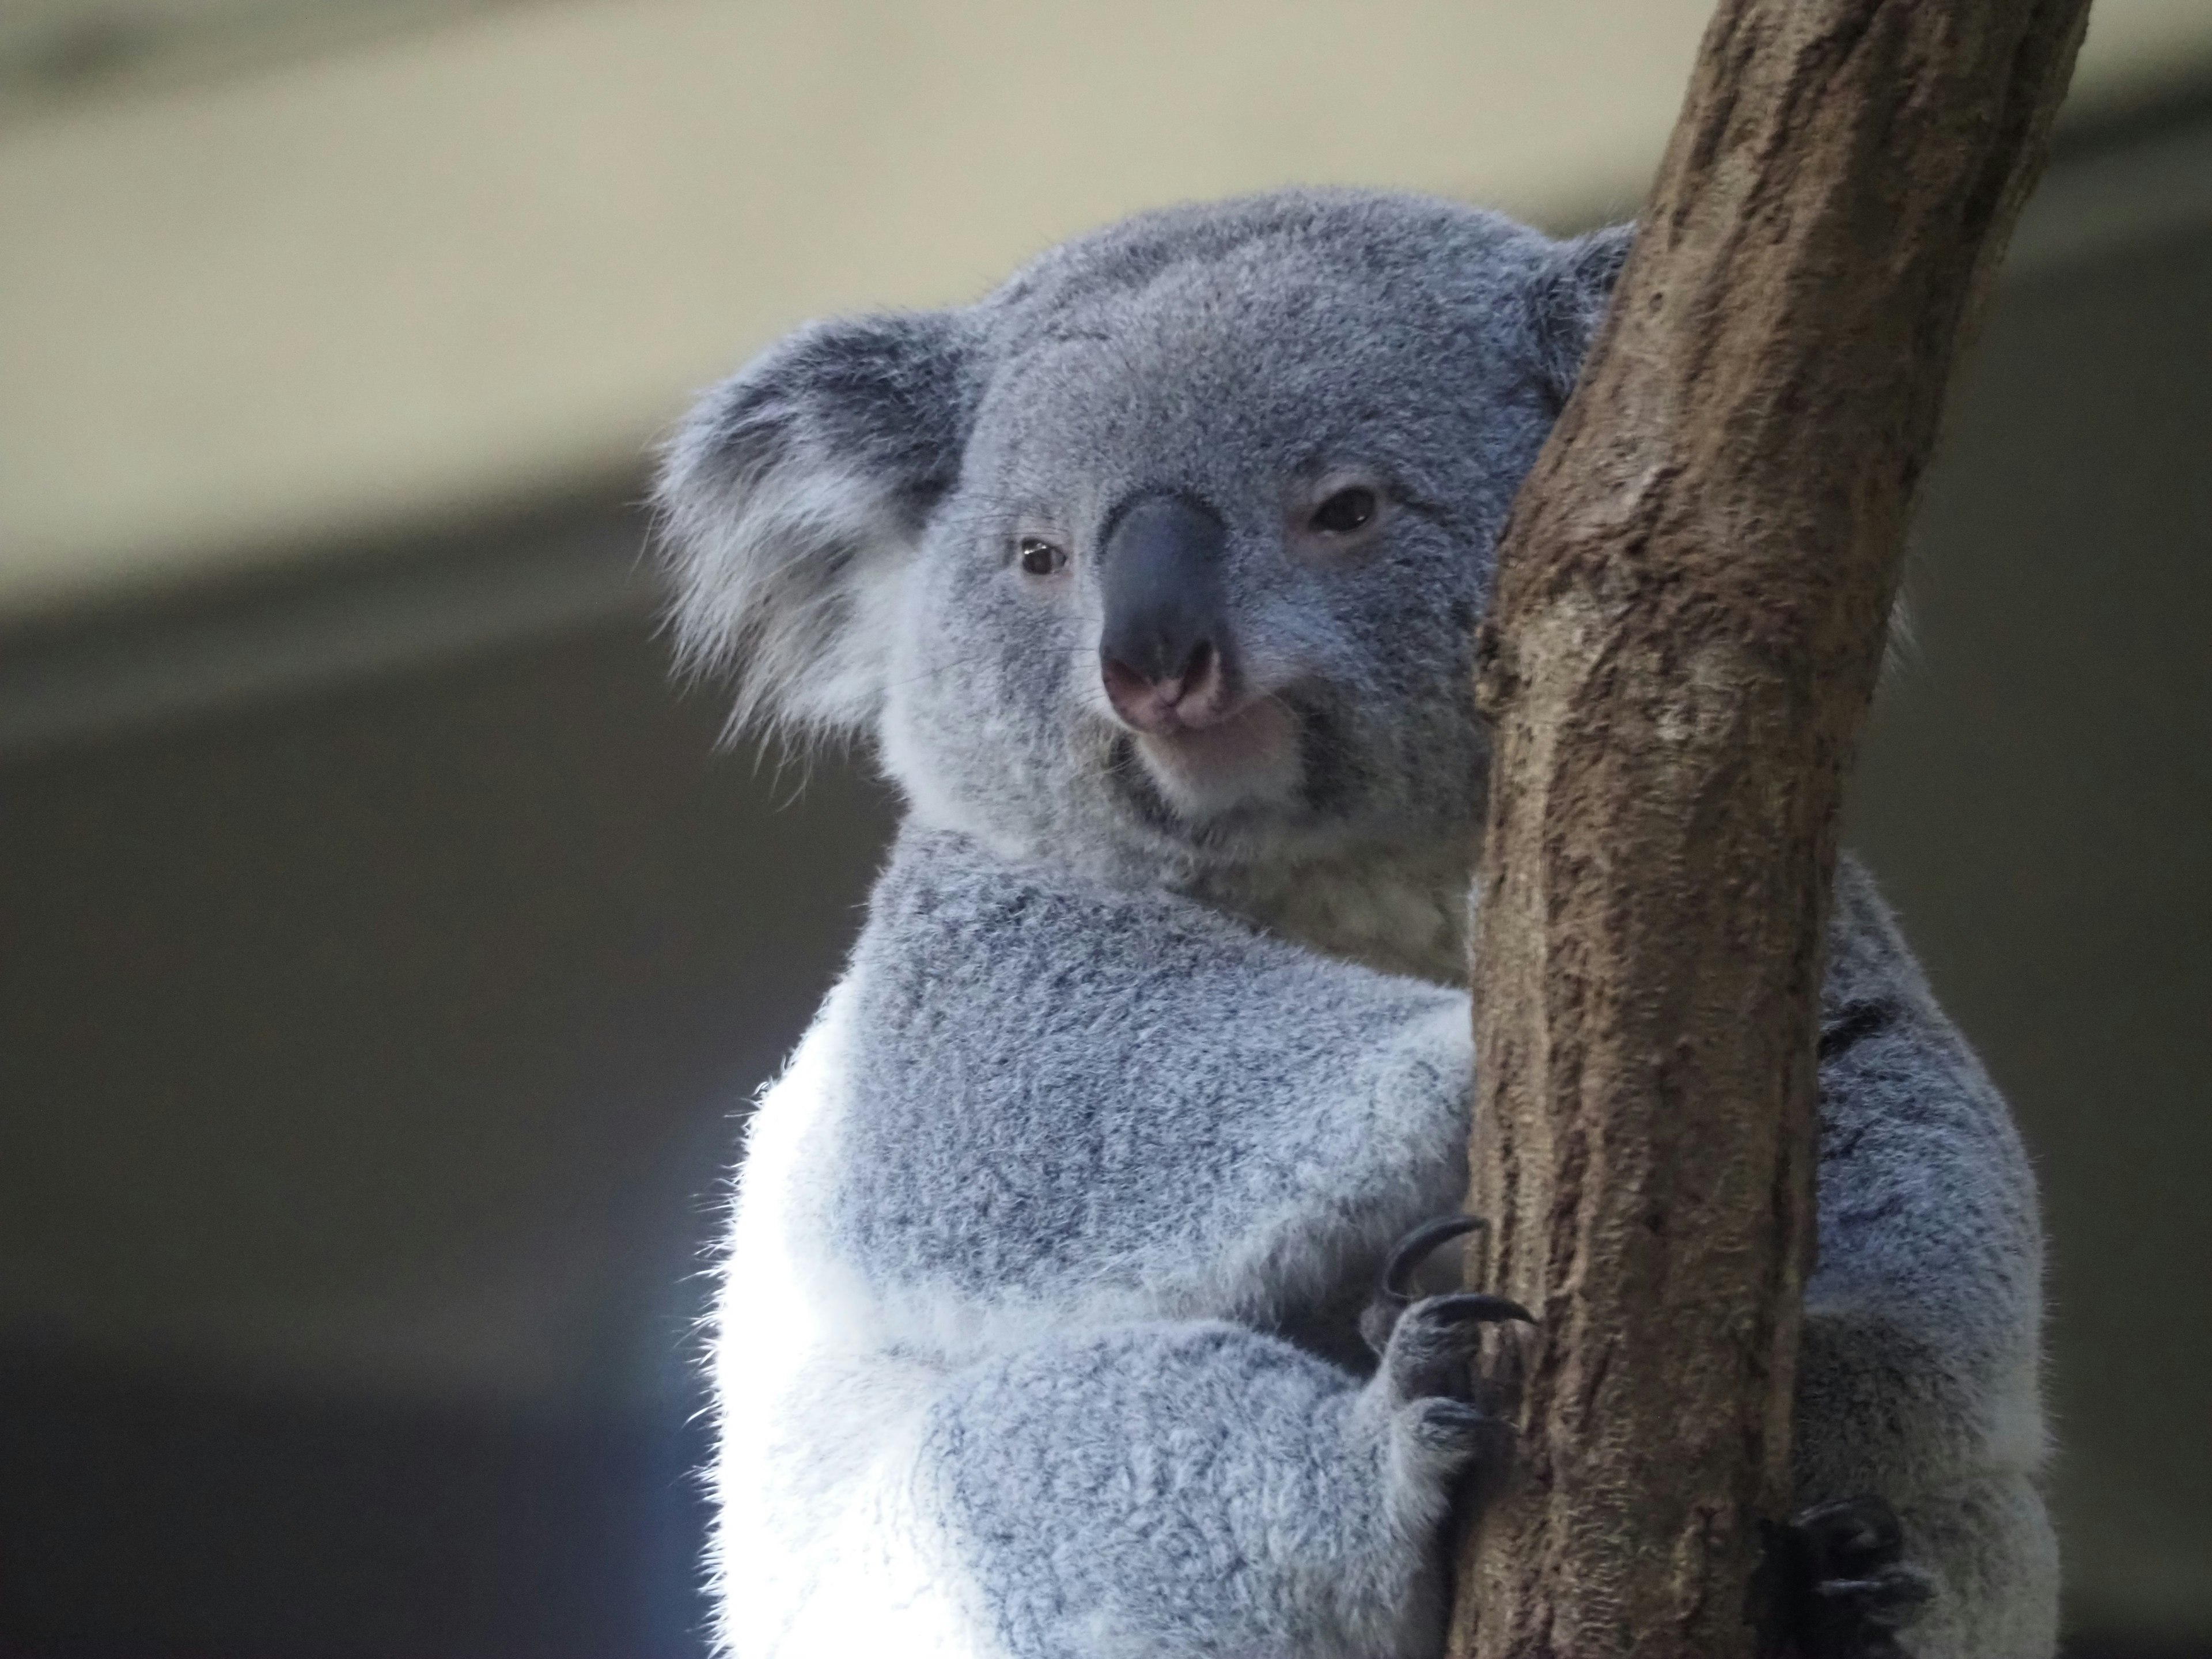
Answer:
1446;3;2090;1657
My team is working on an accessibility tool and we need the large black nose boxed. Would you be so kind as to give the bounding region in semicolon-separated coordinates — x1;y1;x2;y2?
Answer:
1098;493;1230;730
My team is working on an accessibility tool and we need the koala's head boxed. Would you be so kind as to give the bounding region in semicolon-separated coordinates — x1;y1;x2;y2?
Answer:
657;190;1626;878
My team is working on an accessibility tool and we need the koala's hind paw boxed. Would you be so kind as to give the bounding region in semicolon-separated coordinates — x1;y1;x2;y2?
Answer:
1781;1495;1934;1659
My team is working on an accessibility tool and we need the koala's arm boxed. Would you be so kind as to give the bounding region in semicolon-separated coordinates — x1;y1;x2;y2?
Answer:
1798;858;2057;1659
922;1311;1521;1659
834;828;1478;1345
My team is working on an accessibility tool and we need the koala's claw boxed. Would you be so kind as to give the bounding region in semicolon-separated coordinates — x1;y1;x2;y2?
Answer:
1365;1214;1504;1357
1415;1291;1535;1327
1381;1213;1491;1303
1380;1213;1489;1304
1781;1495;1933;1659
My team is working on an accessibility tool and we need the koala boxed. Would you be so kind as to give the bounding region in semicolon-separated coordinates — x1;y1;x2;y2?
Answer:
656;190;2056;1659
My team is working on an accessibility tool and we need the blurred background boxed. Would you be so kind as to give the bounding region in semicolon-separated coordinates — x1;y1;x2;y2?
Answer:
1;3;2207;1655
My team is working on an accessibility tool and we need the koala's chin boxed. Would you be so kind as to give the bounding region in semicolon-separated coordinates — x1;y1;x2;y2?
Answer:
1130;698;1302;827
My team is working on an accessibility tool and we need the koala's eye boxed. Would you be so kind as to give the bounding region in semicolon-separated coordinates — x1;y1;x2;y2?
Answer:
1310;487;1378;535
1017;537;1067;577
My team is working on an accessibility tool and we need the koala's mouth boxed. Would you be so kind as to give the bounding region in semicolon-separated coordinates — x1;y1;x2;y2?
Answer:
1102;688;1365;855
1131;696;1301;817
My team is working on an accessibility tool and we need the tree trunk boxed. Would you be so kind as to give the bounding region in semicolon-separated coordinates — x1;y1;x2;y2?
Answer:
1446;3;2089;1656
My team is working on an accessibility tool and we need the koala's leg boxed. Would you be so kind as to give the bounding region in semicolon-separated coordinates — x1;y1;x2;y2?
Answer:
1885;1474;2059;1659
1792;1309;2057;1659
1793;860;2058;1658
927;1309;1518;1659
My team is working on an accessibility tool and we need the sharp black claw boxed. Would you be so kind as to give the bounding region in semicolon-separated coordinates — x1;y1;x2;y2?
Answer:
1380;1213;1489;1303
1421;1398;1493;1430
1419;1291;1536;1327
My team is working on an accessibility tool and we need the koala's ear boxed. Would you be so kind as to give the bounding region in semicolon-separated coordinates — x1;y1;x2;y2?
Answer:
654;309;983;743
1527;222;1635;408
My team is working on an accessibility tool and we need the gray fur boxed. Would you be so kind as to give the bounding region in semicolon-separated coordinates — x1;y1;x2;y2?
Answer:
660;190;2053;1658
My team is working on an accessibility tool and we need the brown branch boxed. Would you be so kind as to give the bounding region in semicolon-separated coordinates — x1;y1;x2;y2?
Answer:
1446;3;2090;1656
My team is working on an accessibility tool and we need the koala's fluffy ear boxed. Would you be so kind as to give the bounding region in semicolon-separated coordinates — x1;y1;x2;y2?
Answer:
654;310;982;743
1527;222;1635;408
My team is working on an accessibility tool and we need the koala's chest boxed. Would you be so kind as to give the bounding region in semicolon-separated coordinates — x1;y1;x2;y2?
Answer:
1202;852;1472;987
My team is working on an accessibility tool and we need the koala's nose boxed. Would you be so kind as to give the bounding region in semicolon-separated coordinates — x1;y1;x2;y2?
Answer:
1098;493;1232;733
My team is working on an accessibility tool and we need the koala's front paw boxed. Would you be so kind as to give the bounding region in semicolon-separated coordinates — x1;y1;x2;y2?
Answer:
1362;1217;1531;1504
1369;1287;1528;1528
1779;1495;1934;1659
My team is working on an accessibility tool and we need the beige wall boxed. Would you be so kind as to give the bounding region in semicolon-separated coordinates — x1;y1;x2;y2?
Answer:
5;0;2210;619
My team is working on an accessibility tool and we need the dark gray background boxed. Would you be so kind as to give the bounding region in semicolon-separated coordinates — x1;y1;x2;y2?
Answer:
2;105;2207;1659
